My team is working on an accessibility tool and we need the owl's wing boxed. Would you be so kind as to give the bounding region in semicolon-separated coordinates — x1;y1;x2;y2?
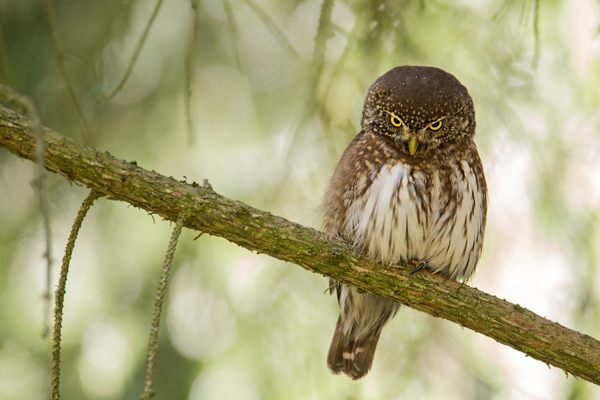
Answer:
320;132;370;236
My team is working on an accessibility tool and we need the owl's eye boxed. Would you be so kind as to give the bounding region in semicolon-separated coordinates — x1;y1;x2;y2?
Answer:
390;116;402;127
429;121;443;131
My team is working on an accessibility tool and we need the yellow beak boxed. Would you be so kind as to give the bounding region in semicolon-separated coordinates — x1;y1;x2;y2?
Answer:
408;138;419;156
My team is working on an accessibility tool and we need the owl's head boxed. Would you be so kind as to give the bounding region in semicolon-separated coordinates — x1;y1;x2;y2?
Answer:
361;66;475;157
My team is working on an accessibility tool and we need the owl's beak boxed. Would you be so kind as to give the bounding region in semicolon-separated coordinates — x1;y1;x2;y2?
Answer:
408;137;419;156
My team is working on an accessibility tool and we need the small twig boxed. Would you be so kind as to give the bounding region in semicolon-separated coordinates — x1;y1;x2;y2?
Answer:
520;0;532;25
311;0;334;98
43;0;92;143
331;23;350;38
140;214;186;399
242;0;300;59
531;0;540;68
193;232;203;240
52;190;103;400
492;0;516;21
222;0;244;71
185;0;199;145
101;0;165;102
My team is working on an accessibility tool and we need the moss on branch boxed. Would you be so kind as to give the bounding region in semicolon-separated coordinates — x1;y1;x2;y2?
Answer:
1;106;599;385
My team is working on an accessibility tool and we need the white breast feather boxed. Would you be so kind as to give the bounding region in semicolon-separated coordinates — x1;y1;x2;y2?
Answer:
344;161;485;281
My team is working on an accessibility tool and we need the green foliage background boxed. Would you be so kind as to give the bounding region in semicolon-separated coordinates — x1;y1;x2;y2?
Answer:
1;0;600;399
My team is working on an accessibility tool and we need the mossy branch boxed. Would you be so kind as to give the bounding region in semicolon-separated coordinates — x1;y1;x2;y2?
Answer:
1;106;599;386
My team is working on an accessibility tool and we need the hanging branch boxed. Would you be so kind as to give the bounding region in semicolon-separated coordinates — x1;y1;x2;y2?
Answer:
222;0;244;71
1;106;600;386
101;0;165;102
0;85;53;337
43;0;92;142
531;0;540;68
242;0;300;59
185;0;199;145
52;191;103;400
140;213;185;399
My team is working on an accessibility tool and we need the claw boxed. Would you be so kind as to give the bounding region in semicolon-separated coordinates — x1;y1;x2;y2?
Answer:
411;260;425;275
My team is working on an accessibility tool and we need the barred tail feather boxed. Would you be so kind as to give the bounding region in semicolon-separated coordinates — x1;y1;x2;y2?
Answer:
343;327;383;380
327;317;384;380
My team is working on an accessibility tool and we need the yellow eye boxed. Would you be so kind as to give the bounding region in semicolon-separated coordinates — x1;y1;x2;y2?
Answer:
429;120;443;130
390;116;402;127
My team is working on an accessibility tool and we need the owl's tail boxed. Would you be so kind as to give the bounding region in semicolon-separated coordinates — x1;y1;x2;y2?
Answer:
327;316;383;380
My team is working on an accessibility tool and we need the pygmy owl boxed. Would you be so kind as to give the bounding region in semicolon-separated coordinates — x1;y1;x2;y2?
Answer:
322;66;487;380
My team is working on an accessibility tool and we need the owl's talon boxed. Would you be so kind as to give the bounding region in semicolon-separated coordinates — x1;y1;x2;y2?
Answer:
410;260;426;275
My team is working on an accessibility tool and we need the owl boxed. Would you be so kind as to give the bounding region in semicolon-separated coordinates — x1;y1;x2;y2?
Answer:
321;66;487;380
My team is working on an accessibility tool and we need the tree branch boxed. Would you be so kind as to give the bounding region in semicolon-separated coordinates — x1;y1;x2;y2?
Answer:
1;106;599;385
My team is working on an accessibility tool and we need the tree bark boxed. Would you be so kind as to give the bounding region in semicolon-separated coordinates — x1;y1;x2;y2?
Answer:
1;106;599;385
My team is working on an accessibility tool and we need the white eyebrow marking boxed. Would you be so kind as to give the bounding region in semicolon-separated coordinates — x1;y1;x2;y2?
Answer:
382;109;406;126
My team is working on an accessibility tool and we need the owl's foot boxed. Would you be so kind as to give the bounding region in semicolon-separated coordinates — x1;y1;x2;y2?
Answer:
410;260;426;275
